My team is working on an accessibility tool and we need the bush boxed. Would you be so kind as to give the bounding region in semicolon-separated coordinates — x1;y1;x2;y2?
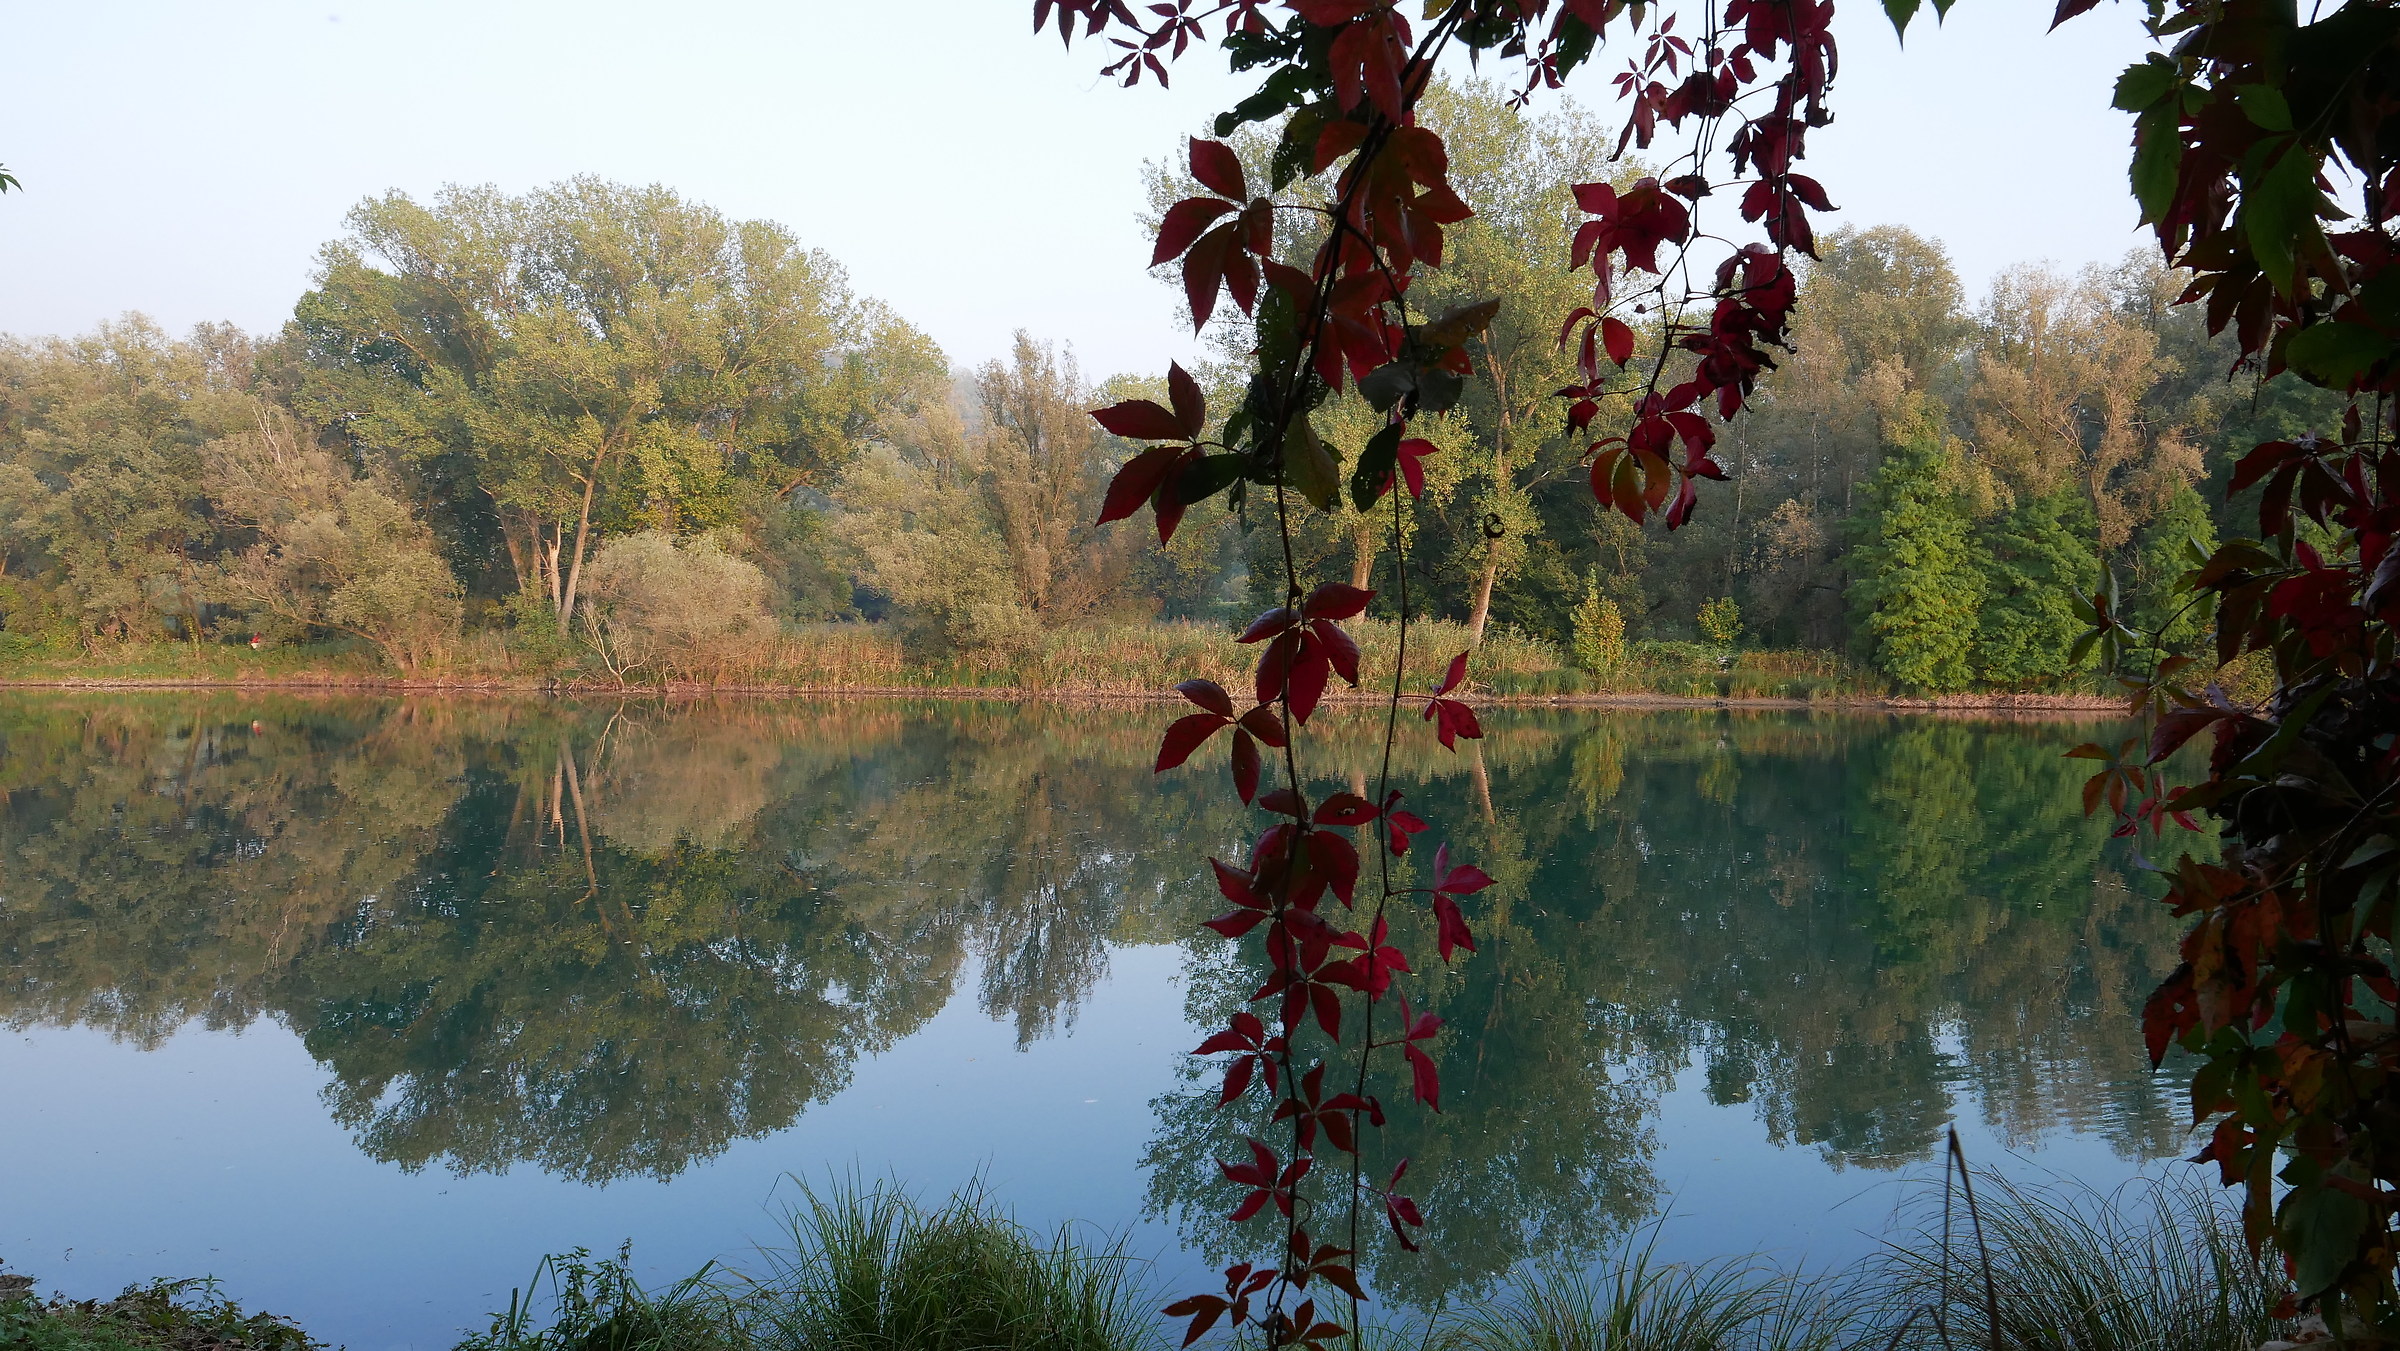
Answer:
1571;573;1627;674
580;533;780;683
0;1266;321;1351
1698;595;1743;647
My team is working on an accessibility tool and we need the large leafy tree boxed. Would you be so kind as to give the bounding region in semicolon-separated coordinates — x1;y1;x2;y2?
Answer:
286;178;944;633
1848;403;1983;692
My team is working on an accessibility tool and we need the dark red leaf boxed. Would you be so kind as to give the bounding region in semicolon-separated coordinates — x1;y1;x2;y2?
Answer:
1189;136;1248;200
1097;443;1186;525
1308;830;1360;905
1176;677;1234;717
1434;651;1469;695
1152;197;1238;267
1093;400;1186;442
1601;316;1636;366
1288;642;1333;723
1259;787;1307;817
1312;792;1376;826
1432;892;1477;962
1157;712;1230;771
1302;583;1374;619
1237;607;1298;643
1312;618;1362;685
1231;728;1261;804
1166;361;1207;439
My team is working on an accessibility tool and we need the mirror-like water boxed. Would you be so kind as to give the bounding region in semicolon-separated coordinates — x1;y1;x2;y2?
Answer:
0;695;2191;1349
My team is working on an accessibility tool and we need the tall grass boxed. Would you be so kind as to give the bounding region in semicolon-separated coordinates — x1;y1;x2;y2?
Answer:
1859;1171;2290;1351
742;1179;1163;1351
1422;1240;1856;1351
448;1168;2289;1351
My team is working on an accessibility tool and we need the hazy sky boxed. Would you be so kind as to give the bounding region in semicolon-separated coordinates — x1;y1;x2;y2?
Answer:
1;1;2159;375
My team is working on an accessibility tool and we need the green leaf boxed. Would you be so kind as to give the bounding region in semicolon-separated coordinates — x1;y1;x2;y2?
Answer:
1351;424;1402;513
2280;1184;2368;1298
1272;104;1328;192
2240;143;2332;295
2234;83;2293;131
1357;363;1413;413
2283;322;2394;388
2131;105;2181;223
1286;419;1341;511
1176;453;1248;506
1882;0;1921;33
2112;55;2177;111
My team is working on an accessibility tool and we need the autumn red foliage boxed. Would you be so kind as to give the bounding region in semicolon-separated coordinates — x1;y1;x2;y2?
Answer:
1049;0;2400;1341
1043;0;1842;1342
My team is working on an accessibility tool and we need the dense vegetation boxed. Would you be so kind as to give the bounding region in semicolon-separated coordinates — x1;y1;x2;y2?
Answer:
0;85;2333;693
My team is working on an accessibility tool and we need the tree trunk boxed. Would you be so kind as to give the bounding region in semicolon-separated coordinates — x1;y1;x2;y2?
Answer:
1467;550;1499;643
556;469;600;638
1348;523;1375;591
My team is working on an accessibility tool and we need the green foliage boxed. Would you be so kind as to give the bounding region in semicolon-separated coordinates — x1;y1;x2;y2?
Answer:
2125;482;2216;661
1847;409;1985;692
1697;596;1743;648
1971;489;2099;688
0;1270;321;1351
1570;572;1627;674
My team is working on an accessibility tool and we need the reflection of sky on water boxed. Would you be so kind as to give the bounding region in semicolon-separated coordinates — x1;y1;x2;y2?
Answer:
1;982;2184;1351
0;698;2201;1350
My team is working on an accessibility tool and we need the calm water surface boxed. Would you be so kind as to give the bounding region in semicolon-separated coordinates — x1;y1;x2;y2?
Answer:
0;695;2193;1348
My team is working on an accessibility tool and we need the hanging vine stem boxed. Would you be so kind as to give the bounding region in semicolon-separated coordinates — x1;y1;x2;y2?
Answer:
1056;0;1842;1344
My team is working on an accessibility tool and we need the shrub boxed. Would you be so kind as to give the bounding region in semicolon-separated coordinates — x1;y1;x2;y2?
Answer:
1698;595;1743;648
1571;573;1627;674
580;533;779;683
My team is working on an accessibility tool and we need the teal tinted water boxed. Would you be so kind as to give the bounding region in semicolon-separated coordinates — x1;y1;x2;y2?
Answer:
0;695;2192;1348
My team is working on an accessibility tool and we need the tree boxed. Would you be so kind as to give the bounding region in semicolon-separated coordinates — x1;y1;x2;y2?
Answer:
0;318;255;645
1971;489;2099;688
206;405;464;671
838;334;1148;656
287;178;943;634
1848;405;1984;693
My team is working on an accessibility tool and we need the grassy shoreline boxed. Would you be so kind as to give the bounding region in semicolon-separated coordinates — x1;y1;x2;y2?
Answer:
0;1173;2296;1351
0;623;2130;714
0;675;2130;715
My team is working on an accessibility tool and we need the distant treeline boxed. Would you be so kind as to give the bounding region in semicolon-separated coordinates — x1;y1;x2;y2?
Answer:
0;83;2340;688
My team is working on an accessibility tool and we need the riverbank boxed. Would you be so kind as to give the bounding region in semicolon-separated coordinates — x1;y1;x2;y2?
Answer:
0;623;2130;714
0;1173;2295;1351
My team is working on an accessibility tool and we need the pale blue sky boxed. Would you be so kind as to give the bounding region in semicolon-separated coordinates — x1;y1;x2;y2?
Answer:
0;1;2158;375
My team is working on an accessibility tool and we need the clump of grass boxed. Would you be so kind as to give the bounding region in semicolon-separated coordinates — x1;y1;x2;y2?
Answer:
0;1265;322;1351
456;1245;741;1351
1407;1235;1855;1351
1861;1170;2292;1351
742;1179;1162;1351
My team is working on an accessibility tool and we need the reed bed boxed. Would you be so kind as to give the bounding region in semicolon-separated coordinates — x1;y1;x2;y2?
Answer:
417;1170;2296;1351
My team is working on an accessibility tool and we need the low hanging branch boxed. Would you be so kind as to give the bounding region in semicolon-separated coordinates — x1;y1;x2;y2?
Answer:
1040;0;1839;1344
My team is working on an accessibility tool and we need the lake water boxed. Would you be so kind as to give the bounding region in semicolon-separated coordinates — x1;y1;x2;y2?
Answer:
0;694;2196;1349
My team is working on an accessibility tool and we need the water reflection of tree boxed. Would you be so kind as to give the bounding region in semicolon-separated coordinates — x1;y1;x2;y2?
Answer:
1139;711;2189;1306
0;695;1237;1181
0;698;2187;1220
